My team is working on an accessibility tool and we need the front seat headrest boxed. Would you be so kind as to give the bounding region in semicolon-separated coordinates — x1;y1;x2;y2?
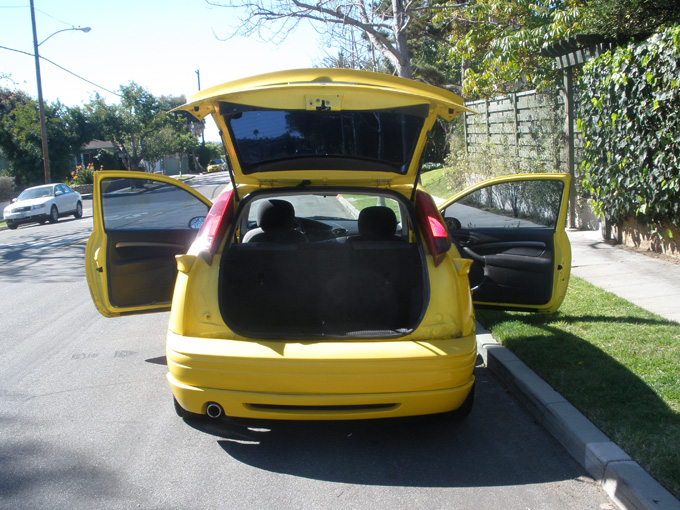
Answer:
257;199;296;230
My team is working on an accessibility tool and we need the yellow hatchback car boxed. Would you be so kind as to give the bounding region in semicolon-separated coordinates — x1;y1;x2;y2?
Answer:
85;69;571;422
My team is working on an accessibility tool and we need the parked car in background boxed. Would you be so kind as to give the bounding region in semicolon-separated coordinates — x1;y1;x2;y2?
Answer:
3;183;82;229
206;158;227;173
84;69;572;424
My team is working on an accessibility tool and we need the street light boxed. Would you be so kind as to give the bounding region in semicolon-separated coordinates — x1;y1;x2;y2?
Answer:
39;26;91;47
30;0;90;183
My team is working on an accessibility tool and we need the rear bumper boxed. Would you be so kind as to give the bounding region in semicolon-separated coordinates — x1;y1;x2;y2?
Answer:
168;373;474;420
166;331;477;420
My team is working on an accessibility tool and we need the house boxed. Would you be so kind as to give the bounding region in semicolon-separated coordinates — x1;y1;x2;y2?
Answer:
77;140;189;175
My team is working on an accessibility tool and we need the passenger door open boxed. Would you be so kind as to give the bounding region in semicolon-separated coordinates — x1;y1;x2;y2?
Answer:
439;173;572;313
85;172;212;317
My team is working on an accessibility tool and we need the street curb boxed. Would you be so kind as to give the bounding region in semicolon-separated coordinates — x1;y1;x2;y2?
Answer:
476;324;680;510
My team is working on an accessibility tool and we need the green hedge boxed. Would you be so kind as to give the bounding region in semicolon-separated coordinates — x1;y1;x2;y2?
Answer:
577;27;680;232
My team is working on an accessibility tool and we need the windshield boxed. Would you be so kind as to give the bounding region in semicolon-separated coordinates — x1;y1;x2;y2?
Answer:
224;105;427;174
234;190;411;245
18;187;53;200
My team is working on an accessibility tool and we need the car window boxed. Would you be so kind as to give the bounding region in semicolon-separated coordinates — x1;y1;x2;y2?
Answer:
246;193;403;223
443;179;564;229
239;191;410;243
224;104;427;174
100;178;210;231
18;187;52;200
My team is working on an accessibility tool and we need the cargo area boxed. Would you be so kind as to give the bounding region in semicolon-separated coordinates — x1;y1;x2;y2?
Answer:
220;240;426;338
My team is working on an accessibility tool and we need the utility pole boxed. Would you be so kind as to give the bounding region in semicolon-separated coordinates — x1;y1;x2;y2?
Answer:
30;0;51;183
195;69;205;145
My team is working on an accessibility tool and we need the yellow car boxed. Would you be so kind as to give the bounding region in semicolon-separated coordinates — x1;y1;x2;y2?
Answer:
85;69;571;422
206;158;227;173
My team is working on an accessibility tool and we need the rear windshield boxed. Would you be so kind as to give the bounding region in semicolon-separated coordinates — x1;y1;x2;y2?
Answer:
223;104;427;174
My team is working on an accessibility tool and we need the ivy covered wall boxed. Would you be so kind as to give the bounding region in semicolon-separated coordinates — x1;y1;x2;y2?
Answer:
577;27;680;237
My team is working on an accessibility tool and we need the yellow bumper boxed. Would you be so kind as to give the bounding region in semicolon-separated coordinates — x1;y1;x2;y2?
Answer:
166;331;476;420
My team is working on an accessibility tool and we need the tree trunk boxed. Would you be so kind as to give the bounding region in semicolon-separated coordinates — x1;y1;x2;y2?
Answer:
392;0;411;78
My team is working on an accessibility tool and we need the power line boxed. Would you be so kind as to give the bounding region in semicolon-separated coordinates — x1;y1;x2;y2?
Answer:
34;6;77;27
0;44;121;97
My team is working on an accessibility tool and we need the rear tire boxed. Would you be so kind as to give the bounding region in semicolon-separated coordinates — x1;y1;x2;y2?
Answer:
173;397;201;420
48;205;59;223
448;383;475;421
74;201;83;219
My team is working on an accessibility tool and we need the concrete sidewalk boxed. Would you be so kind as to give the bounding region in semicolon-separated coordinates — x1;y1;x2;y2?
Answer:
569;229;680;324
477;228;680;510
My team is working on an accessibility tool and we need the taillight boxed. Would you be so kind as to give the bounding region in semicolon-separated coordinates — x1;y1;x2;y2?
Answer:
416;190;451;267
193;189;234;264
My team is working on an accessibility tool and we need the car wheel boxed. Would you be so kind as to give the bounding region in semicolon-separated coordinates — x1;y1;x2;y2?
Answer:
446;383;475;422
173;397;201;420
48;205;59;223
6;222;18;230
74;201;83;219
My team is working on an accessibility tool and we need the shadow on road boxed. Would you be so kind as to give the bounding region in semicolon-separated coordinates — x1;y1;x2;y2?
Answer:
0;221;91;282
182;366;584;488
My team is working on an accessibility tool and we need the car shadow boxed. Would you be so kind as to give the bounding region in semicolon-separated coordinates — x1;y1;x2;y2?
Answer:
476;308;680;499
180;366;587;488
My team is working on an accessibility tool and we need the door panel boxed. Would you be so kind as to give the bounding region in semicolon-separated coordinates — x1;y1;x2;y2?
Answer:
453;229;554;305
440;174;571;313
85;172;212;317
106;230;199;308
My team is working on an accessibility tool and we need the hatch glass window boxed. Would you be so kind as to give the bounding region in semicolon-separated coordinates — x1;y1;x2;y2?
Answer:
224;106;427;174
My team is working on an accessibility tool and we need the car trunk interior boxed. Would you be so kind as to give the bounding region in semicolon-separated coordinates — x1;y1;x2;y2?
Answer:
220;241;426;338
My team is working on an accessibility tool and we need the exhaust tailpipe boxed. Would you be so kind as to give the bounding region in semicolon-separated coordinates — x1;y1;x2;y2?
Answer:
206;402;223;419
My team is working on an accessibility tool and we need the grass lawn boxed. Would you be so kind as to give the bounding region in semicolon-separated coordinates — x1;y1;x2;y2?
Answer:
476;277;680;500
420;166;454;200
420;166;680;498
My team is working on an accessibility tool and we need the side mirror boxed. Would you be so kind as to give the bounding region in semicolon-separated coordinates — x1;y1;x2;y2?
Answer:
55;190;63;196
188;216;205;230
445;217;462;231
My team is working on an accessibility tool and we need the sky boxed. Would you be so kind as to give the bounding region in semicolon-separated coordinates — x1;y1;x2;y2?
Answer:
0;0;328;142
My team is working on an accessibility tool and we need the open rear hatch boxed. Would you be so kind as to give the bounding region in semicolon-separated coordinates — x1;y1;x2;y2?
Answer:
174;68;472;190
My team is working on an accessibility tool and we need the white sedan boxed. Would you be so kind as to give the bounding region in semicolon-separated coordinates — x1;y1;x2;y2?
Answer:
3;183;83;230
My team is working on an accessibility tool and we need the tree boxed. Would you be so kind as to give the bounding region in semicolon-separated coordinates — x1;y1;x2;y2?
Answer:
207;0;467;78
581;0;680;38
437;0;585;99
87;84;194;171
0;88;94;185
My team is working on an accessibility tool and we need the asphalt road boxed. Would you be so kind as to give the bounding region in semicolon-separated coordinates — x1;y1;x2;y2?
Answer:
0;173;615;509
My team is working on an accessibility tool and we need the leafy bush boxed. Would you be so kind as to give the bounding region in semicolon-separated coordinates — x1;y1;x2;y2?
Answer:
67;164;95;186
578;27;680;232
0;174;15;200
